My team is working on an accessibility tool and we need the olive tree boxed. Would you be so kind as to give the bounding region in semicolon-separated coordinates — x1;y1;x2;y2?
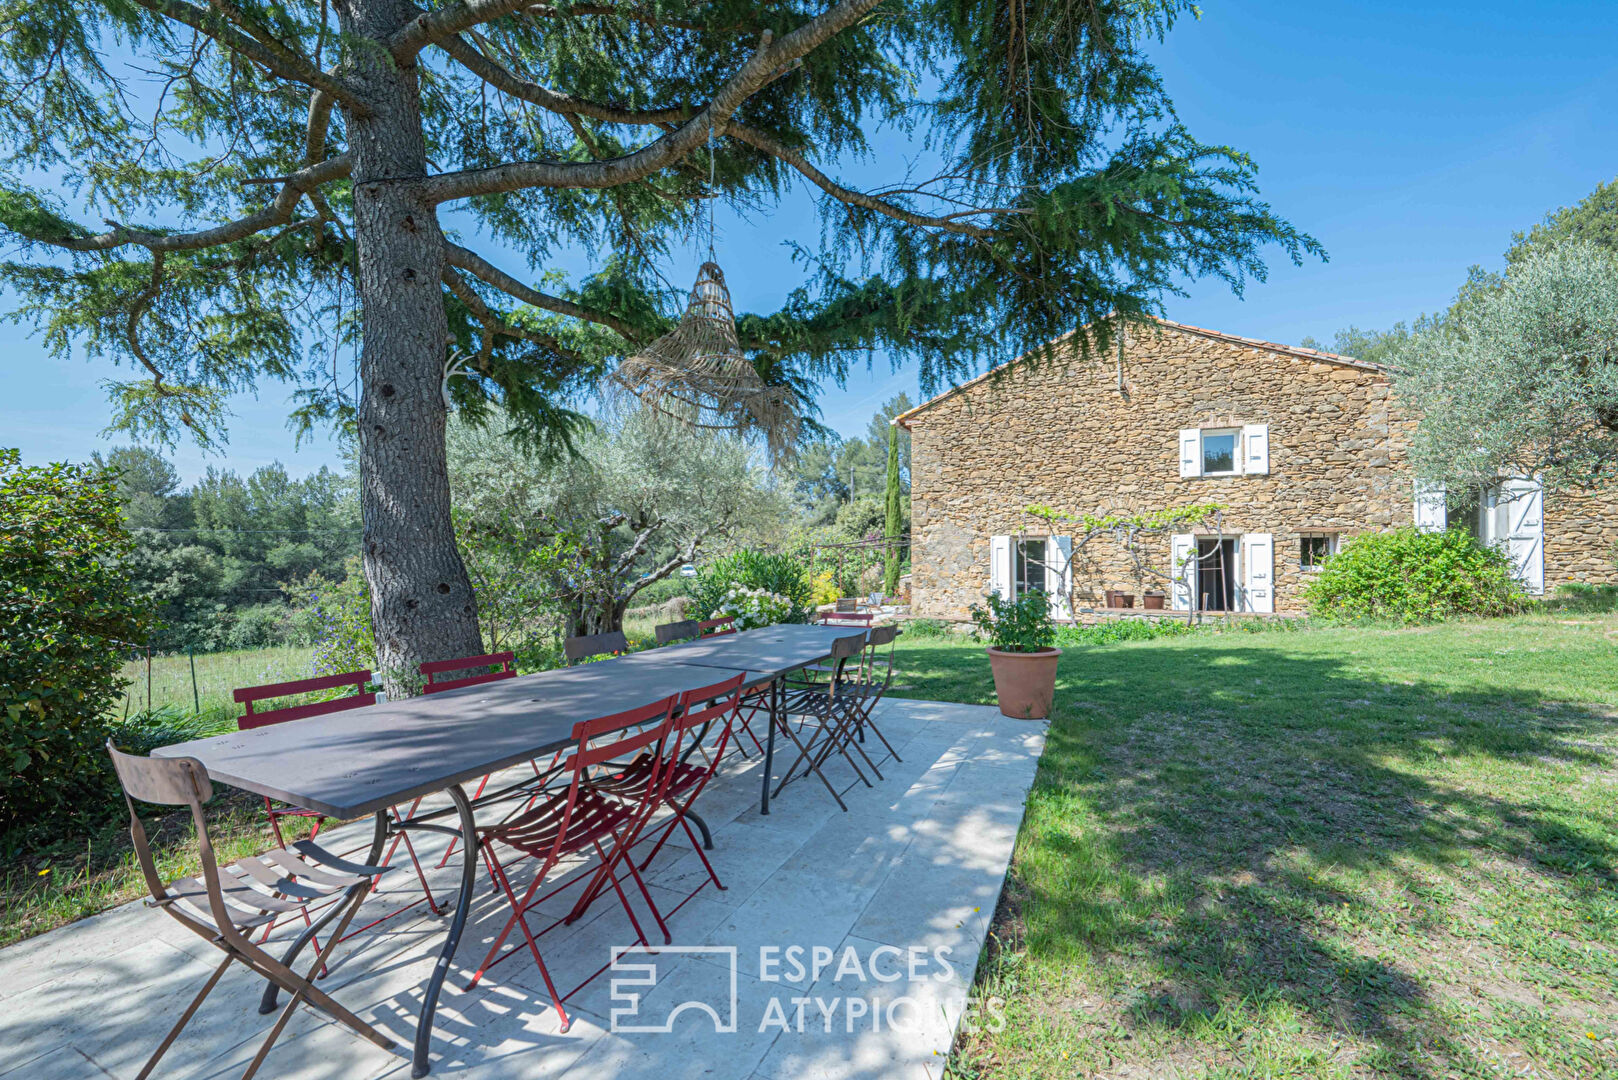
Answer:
0;0;1316;693
1392;241;1618;493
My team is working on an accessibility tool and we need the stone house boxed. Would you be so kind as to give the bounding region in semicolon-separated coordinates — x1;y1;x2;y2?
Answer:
895;316;1618;621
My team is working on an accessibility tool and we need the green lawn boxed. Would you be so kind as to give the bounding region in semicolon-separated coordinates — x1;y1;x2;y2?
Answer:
888;616;1618;1079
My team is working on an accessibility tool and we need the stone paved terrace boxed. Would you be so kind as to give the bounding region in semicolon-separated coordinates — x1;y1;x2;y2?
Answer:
0;698;1044;1080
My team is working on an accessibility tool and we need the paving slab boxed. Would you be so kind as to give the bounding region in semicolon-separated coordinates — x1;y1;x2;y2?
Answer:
1;698;1043;1080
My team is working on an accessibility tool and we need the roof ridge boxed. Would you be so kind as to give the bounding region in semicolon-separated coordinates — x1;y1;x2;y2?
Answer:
894;314;1383;428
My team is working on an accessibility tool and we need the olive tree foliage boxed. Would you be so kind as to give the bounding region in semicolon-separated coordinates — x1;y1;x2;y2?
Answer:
1390;242;1618;493
0;0;1317;693
446;409;779;637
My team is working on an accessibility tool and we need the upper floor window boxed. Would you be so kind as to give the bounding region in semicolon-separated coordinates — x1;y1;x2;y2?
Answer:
1201;430;1239;475
1179;424;1269;478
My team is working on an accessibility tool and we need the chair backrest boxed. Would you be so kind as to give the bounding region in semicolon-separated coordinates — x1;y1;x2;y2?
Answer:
863;624;900;687
421;651;516;694
834;597;859;613
665;674;746;793
544;695;679;863
106;740;219;911
818;611;874;627
655;619;702;645
698;616;736;637
107;741;213;806
235;671;374;730
564;630;629;665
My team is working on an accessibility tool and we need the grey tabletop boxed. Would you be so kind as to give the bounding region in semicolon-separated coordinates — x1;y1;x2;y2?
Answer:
622;623;865;680
152;657;749;819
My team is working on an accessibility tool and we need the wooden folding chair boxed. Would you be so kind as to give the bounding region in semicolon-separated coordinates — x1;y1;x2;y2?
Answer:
465;695;680;1030
563;630;628;665
105;741;395;1080
234;671;442;943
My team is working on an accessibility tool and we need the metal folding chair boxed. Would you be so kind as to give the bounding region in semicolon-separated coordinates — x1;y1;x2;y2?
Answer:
466;694;680;1030
843;624;905;771
234;671;442;941
105;741;395;1080
817;610;874;628
773;631;878;810
697;616;736;637
654;618;701;645
563;630;629;665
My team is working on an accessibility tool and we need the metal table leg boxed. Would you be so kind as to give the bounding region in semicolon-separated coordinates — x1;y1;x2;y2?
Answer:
760;677;779;815
412;783;477;1079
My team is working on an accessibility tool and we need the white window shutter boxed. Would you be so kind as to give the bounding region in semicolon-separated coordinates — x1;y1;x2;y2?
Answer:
1170;534;1194;610
1501;478;1544;595
1414;480;1447;532
1242;533;1274;613
1178;429;1200;478
1049;535;1073;619
989;535;1012;599
1242;424;1270;475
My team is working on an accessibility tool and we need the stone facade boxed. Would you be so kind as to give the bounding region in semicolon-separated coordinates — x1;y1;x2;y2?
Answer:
899;318;1618;621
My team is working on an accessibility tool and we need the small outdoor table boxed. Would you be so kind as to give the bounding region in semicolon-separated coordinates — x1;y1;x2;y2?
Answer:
154;656;742;1077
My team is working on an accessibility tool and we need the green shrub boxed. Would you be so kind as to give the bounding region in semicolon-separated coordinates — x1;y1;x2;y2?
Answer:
1303;527;1526;622
900;617;953;638
969;590;1056;652
709;586;796;630
693;550;812;622
288;558;375;675
1;449;154;837
1055;618;1197;646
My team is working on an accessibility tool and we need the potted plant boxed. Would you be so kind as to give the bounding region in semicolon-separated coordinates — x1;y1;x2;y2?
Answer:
1104;589;1135;608
1141;590;1167;610
968;590;1061;719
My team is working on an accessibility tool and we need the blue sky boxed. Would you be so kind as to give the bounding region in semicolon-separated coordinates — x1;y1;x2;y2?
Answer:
5;0;1616;483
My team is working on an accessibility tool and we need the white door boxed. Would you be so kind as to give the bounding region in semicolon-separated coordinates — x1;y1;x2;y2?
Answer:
1414;480;1447;532
1241;533;1275;613
989;535;1011;599
1049;535;1073;619
1170;534;1194;611
1498;478;1545;594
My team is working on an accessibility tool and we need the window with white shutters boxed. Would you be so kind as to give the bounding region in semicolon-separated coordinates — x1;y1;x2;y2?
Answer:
1179;426;1271;478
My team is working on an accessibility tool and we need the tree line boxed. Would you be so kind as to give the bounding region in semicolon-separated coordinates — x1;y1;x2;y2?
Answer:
91;394;914;658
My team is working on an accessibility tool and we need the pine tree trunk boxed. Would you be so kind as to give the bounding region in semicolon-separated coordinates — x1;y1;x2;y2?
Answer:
341;0;483;697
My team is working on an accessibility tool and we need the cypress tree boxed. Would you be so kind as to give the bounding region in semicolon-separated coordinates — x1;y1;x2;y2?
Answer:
883;423;903;596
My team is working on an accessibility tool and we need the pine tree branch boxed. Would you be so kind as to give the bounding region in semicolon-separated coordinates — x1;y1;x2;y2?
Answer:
437;34;691;125
129;0;364;112
418;0;885;203
15;155;352;252
725;124;1006;238
394;0;753;61
444;243;643;340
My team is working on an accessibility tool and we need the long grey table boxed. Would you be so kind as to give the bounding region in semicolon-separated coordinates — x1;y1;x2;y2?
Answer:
617;623;870;814
153;655;756;1077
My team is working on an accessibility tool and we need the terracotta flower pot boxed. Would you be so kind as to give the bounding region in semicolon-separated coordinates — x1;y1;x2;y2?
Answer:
1141;592;1166;610
986;646;1061;719
1105;590;1135;608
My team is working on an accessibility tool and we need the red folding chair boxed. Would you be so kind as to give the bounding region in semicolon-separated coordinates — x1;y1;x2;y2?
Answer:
421;650;515;693
817;611;875;627
466;694;681;1030
631;675;745;898
234;671;442;946
697;616;737;637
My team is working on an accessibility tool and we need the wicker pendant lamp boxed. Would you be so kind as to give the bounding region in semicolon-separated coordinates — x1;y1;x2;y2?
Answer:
615;132;798;459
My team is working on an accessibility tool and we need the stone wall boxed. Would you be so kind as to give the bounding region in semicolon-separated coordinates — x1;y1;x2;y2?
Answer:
905;321;1618;621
